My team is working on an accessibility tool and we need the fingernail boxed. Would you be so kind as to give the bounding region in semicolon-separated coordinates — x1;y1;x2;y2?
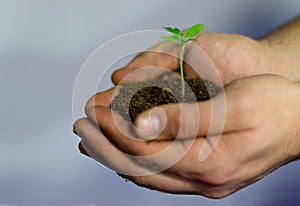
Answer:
73;125;79;135
79;143;91;157
135;112;161;139
73;124;83;137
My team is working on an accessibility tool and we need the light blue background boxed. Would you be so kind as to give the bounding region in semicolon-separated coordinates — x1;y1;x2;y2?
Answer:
1;0;300;205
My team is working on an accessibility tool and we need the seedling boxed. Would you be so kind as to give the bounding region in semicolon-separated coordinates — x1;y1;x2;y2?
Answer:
161;24;205;96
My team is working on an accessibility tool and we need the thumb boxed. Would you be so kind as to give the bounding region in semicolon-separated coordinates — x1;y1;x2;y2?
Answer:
134;90;246;140
134;102;210;140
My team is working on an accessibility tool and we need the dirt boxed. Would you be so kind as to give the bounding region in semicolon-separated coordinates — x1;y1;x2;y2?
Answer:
111;73;220;122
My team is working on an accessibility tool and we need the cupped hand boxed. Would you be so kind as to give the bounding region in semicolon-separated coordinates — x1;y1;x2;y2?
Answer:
74;74;300;198
111;32;300;86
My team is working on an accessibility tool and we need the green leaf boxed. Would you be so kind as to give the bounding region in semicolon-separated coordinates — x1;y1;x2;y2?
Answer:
163;27;179;34
161;35;181;44
185;37;197;42
186;24;204;39
163;27;184;38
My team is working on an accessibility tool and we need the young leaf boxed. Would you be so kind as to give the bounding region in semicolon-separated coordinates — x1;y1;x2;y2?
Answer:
161;24;205;97
163;27;184;38
161;35;181;44
186;24;204;39
185;38;197;42
163;27;179;34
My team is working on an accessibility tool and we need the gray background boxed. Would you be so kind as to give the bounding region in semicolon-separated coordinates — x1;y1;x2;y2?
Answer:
1;0;300;205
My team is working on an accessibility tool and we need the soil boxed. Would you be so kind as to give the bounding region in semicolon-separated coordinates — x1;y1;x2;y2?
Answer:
111;73;220;122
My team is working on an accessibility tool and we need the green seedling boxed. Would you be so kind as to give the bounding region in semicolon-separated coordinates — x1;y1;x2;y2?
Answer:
161;24;205;96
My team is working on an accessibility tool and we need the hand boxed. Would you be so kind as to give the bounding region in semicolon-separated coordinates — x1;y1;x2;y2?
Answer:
74;74;300;198
111;32;300;85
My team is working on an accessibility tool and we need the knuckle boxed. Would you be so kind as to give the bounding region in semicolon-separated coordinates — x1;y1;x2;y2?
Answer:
168;108;182;137
193;167;233;187
73;118;90;129
85;94;96;113
224;35;260;71
232;35;259;56
227;86;255;118
132;176;149;188
236;93;254;113
204;171;231;186
202;190;232;199
179;105;199;138
193;171;235;199
213;171;231;186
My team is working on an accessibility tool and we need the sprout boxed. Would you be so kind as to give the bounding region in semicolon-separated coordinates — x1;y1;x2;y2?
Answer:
161;24;205;96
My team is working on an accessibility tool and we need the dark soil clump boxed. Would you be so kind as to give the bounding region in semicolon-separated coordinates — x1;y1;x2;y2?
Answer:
111;73;220;122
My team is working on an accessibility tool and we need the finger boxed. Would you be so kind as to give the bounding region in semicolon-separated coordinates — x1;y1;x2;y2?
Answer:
118;172;207;195
73;118;146;174
81;140;207;196
74;118;236;196
85;87;117;112
86;106;200;172
111;41;179;85
73;119;208;194
85;106;171;156
134;90;253;140
162;133;241;189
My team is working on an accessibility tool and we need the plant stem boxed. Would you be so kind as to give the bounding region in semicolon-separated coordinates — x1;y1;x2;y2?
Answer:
180;41;186;96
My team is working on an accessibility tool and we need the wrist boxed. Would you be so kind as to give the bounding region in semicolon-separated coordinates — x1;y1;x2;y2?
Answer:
295;82;300;157
287;81;300;160
258;38;300;82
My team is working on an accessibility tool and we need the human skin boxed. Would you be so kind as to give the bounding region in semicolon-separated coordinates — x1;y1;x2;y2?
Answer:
73;17;300;198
